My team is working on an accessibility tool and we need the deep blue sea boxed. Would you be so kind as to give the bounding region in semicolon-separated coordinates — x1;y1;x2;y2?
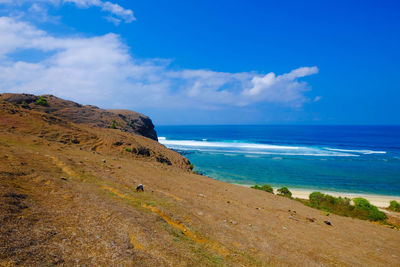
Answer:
156;125;400;196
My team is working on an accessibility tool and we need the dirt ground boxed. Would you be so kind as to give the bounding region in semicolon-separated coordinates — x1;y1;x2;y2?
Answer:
1;99;400;266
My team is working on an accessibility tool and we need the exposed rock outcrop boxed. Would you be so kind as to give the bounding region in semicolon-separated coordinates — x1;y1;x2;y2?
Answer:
108;109;157;140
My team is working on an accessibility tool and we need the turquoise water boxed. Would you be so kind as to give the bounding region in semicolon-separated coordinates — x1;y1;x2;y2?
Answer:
157;125;400;196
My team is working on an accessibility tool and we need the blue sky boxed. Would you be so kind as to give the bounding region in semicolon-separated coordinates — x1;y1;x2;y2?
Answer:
0;0;399;125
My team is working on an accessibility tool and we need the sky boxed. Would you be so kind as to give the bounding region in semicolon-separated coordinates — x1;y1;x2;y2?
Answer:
0;0;399;125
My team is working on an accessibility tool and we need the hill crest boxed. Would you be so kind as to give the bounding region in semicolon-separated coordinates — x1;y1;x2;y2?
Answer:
0;93;157;141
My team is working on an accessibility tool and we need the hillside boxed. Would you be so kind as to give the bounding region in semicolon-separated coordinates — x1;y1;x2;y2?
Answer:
0;94;158;140
1;94;400;266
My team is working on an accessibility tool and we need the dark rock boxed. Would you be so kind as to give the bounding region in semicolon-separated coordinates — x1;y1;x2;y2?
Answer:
132;147;151;157
4;192;27;199
108;109;158;140
324;220;332;226
156;155;172;165
113;141;124;146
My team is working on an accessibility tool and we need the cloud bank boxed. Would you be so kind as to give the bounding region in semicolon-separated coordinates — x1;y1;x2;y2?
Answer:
0;16;318;110
0;0;135;24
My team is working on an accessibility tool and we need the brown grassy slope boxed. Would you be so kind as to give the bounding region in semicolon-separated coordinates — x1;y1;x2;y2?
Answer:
1;100;400;266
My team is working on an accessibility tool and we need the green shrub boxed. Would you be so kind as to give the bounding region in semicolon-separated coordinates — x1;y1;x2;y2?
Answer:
251;184;274;193
124;147;132;152
21;100;29;108
110;120;117;129
277;187;292;198
353;197;386;221
388;200;400;212
305;192;386;222
308;192;353;216
309;192;325;205
35;96;49;106
188;163;194;170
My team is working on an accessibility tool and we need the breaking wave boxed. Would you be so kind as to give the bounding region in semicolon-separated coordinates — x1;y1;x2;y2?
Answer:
157;138;387;157
323;148;386;155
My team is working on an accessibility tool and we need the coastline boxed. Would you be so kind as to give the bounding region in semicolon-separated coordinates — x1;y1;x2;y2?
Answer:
235;184;400;208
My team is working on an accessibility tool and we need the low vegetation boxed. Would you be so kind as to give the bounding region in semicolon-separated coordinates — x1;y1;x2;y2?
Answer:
110;121;117;129
35;96;49;106
124;146;151;157
277;187;292;198
251;184;274;193
110;120;121;129
300;192;387;222
21;100;29;108
388;200;400;212
352;197;387;221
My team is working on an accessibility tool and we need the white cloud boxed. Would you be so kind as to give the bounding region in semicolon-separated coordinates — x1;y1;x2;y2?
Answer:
0;0;135;23
64;0;135;23
242;66;319;106
0;16;318;110
313;96;322;102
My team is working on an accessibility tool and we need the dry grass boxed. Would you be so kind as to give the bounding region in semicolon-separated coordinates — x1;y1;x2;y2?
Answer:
1;98;400;266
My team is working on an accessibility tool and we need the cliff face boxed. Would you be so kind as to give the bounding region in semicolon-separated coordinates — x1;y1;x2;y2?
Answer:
107;109;157;141
0;93;157;141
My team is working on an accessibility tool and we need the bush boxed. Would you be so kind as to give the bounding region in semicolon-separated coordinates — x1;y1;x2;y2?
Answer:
309;192;353;215
35;96;49;106
251;184;274;193
124;147;132;152
305;192;386;222
309;192;326;205
277;187;292;198
188;163;194;170
353;197;387;221
388;200;400;212
110;121;117;129
21;100;29;108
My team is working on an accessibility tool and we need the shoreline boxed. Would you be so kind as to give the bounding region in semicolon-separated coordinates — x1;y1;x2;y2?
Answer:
234;183;400;208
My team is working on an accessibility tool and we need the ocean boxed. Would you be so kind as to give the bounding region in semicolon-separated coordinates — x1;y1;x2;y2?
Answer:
156;125;400;197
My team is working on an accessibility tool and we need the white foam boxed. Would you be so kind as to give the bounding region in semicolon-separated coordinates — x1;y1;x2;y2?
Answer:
324;147;386;154
245;155;261;158
160;139;299;150
158;137;166;140
159;139;360;157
